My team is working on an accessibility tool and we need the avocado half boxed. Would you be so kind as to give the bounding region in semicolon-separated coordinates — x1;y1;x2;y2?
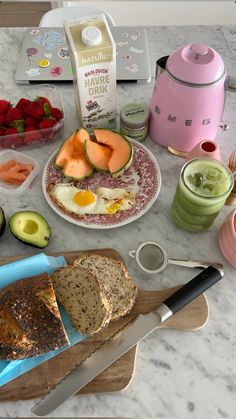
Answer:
9;211;51;248
0;207;6;237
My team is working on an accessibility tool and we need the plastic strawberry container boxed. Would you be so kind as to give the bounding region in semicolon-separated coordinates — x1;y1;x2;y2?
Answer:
0;149;40;196
0;84;64;149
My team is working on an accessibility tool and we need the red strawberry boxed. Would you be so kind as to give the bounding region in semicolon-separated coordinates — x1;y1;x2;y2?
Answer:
4;127;23;148
0;114;6;127
16;98;31;113
0;128;5;136
24;101;44;120
0;100;10;114
24;127;41;144
6;107;23;126
37;96;52;107
5;127;19;136
25;117;37;127
51;107;62;121
38;118;56;130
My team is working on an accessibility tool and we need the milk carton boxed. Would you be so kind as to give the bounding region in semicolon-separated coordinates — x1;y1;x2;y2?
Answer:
64;14;116;130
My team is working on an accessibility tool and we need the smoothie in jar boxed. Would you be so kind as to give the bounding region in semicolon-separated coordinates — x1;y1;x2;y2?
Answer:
171;158;234;232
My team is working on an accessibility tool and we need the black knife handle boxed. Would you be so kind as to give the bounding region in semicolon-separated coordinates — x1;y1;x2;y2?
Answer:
163;266;223;315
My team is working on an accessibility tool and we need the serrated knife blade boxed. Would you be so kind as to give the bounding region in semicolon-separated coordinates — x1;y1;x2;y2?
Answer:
32;266;223;417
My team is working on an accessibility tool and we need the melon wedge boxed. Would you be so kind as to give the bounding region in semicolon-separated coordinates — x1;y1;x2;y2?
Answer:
84;140;112;172
93;129;133;177
55;132;75;169
62;155;93;180
73;128;90;156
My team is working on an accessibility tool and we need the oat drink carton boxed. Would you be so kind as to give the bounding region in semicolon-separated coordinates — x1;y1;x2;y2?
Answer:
64;14;116;130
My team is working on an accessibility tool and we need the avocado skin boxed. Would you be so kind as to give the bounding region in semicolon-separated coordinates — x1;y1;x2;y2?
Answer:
0;207;6;237
9;211;51;248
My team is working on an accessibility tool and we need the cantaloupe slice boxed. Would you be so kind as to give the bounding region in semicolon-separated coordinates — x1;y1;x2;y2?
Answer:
84;140;112;172
62;155;93;180
73;128;90;156
93;129;133;177
55;132;75;169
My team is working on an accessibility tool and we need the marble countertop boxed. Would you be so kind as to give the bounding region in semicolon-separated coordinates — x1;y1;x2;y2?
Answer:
0;25;236;419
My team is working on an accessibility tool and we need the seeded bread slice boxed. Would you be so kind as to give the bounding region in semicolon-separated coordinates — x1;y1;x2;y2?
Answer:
51;266;112;335
0;273;69;360
73;254;138;321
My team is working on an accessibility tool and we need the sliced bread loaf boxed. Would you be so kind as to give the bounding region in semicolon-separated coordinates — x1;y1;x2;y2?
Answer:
0;273;69;360
73;254;138;321
51;266;112;335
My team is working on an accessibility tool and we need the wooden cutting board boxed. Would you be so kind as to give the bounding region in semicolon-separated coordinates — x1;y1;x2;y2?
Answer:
0;249;209;401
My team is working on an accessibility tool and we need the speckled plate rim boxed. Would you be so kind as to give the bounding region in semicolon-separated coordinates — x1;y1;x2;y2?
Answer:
42;140;161;229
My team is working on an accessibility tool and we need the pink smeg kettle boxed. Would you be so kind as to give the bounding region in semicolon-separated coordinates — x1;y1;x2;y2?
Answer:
149;43;236;152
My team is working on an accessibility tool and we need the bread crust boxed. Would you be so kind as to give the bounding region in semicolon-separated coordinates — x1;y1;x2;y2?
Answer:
73;254;138;321
0;273;68;360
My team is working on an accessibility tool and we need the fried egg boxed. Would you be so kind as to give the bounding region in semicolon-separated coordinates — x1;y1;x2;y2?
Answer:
51;184;135;215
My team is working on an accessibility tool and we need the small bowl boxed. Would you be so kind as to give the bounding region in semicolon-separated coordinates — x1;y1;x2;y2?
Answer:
187;140;221;161
0;84;64;149
0;149;40;196
218;208;236;268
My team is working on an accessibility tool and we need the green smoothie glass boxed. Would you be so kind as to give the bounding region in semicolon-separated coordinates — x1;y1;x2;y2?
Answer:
171;158;234;232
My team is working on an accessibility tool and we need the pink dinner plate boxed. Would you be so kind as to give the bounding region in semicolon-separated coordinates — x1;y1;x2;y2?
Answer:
42;141;161;229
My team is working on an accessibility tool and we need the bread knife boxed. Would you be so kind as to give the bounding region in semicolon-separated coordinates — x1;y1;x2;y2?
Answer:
32;265;223;416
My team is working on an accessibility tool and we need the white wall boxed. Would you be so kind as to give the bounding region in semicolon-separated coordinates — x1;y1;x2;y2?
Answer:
58;1;236;26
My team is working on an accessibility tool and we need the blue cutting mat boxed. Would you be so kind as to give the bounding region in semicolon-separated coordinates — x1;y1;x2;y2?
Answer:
0;255;86;387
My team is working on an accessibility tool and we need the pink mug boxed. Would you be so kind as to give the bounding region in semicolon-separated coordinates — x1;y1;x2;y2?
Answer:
187;140;221;161
218;208;236;268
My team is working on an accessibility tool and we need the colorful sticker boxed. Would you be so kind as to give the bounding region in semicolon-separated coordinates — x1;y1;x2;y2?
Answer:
33;30;65;52
121;32;129;38
38;59;50;68
57;47;70;59
26;47;38;65
122;55;131;60
130;30;141;41
50;66;63;77
25;68;40;77
125;63;139;73
117;41;128;47
31;29;39;35
130;46;144;54
44;52;52;59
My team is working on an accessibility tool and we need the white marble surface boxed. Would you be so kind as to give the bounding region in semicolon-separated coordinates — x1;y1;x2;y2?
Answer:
0;26;236;418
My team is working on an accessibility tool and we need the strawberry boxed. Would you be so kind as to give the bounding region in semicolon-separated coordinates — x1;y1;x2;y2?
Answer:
51;107;63;121
24;127;41;144
24;101;44;120
38;118;56;130
0;114;6;127
12;119;25;133
4;127;23;148
25;117;37;128
5;127;18;136
6;107;23;126
0;100;10;114
16;98;31;113
0;128;5;136
37;96;52;107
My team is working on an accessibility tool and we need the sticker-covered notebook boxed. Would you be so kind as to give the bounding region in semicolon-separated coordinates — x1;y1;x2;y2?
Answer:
15;26;151;84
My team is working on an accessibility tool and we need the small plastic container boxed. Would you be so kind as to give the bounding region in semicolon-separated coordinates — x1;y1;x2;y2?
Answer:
0;84;64;149
0;149;40;196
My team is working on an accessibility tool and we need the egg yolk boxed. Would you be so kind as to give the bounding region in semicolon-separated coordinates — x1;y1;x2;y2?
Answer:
73;190;95;207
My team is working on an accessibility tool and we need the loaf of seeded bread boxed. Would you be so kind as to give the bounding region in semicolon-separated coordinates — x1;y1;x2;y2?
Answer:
51;266;112;335
0;273;69;360
73;254;138;321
